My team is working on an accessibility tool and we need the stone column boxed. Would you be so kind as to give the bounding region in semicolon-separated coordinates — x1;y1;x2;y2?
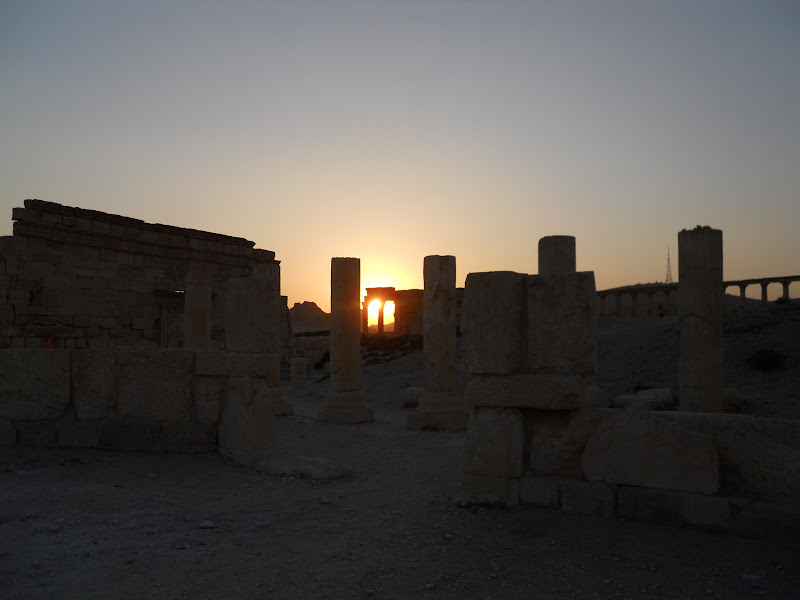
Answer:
631;292;638;317
739;284;747;308
678;226;723;412
317;258;373;423
538;235;576;275
377;300;385;334
782;281;790;300
407;255;469;430
761;282;769;305
362;302;369;334
184;265;212;349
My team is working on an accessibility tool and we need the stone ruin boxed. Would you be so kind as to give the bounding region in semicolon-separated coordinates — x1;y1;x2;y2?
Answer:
2;204;798;538
0;200;289;463
460;231;800;537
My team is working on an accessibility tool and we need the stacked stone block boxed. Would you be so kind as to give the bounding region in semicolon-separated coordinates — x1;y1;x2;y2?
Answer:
461;268;598;505
0;200;278;350
0;348;276;462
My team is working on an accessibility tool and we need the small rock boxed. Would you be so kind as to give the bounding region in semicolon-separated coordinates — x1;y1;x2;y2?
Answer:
199;521;215;529
425;583;436;590
321;497;331;504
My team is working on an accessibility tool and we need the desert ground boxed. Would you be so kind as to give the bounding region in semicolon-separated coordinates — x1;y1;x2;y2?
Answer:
2;300;799;599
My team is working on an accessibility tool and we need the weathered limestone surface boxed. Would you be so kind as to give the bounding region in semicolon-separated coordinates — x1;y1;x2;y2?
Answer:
678;226;723;412
71;351;117;420
462;474;520;506
57;413;101;448
613;388;674;410
422;255;457;394
660;412;800;502
116;351;193;422
318;258;373;423
160;422;217;453
528;408;614;477
194;376;224;424
101;417;163;452
0;418;16;446
463;407;524;477
219;376;275;464
616;486;730;531
462;271;526;375
582;405;720;494
519;475;560;508
732;499;800;541
408;255;468;430
527;272;597;375
0;349;70;420
538;235;576;275
291;357;307;389
184;266;212;349
559;479;615;518
466;374;586;409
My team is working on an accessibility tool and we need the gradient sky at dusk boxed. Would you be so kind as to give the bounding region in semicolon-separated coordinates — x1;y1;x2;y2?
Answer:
1;1;798;311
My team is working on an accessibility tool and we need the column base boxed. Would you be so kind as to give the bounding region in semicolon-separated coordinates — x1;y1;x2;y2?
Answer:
317;391;374;423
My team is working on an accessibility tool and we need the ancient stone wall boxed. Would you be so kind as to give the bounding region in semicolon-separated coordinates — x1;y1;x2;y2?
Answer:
0;200;278;350
0;348;275;460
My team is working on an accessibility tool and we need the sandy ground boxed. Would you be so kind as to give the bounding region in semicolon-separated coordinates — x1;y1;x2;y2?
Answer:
2;301;799;599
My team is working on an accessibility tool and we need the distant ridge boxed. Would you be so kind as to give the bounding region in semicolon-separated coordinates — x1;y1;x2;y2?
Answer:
289;301;330;334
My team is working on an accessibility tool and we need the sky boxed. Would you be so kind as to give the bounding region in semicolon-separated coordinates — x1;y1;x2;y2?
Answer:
1;0;798;313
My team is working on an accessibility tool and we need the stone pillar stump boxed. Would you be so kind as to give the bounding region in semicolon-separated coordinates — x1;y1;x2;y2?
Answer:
317;258;373;423
538;235;576;275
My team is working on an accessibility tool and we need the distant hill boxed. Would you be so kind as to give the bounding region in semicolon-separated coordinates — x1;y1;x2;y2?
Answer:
289;301;330;334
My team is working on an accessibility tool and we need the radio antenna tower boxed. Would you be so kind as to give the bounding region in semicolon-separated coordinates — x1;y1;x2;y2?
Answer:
665;248;674;284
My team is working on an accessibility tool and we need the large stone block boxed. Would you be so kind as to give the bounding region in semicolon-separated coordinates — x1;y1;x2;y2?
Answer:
100;417;163;452
462;474;519;506
160;423;217;453
616;486;730;532
0;349;70;420
16;421;58;446
559;479;615;517
218;376;275;464
613;388;675;410
57;411;100;448
526;272;597;375
71;351;117;420
194;376;224;424
116;351;193;421
462;271;526;375
582;405;719;494
519;474;560;508
660;412;800;502
467;374;586;409
463;407;524;478
732;498;800;541
528;408;614;476
0;418;16;446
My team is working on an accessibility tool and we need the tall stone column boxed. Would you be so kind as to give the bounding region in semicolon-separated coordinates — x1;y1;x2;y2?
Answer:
377;300;385;334
678;226;723;412
317;257;374;423
538;235;576;275
407;255;469;430
184;265;212;349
